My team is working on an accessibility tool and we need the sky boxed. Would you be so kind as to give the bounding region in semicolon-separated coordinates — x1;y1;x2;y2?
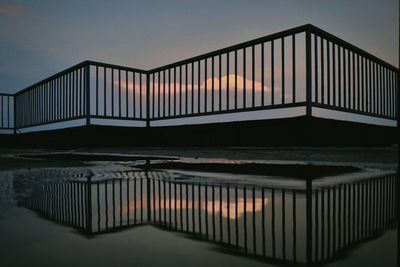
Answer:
0;0;398;94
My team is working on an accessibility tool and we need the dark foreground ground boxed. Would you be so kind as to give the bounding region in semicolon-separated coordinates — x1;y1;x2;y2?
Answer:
1;116;398;148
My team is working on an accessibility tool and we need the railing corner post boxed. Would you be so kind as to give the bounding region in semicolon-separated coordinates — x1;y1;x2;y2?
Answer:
306;30;312;117
85;63;91;126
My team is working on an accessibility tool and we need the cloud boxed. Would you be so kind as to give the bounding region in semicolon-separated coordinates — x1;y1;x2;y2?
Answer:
47;47;56;54
109;73;295;103
113;74;279;94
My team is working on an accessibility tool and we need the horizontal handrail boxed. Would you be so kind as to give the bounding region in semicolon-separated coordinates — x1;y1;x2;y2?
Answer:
148;24;311;73
14;61;147;98
87;60;148;74
15;61;89;97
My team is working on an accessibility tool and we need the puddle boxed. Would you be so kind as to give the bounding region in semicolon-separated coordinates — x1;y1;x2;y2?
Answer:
0;159;397;266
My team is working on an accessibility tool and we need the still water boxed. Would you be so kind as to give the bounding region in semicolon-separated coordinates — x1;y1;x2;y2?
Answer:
0;158;398;267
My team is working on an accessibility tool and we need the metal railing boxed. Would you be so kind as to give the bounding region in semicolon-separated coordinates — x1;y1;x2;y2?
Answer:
14;62;89;129
1;24;398;133
147;25;309;120
309;25;398;120
88;61;148;123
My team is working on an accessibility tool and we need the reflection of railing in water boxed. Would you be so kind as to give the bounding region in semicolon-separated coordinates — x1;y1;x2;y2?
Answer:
312;175;397;264
20;171;397;266
91;173;150;233
23;172;150;234
149;176;305;264
24;180;90;231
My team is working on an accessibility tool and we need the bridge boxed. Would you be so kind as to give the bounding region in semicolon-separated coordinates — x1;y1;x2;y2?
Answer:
0;24;398;146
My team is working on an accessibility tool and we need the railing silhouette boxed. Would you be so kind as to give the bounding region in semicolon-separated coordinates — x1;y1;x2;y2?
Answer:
312;175;397;264
147;25;308;121
19;169;398;266
89;62;148;123
1;24;398;133
14;63;89;129
148;173;306;264
22;171;149;234
13;62;148;129
310;26;398;120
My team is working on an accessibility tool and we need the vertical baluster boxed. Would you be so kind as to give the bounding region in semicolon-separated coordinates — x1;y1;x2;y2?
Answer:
347;50;351;109
321;38;325;105
292;35;296;103
227;52;230;110
361;57;364;112
191;62;194;114
235;50;238;109
179;65;182;115
279;38;284;105
314;35;319;103
219;55;222;111
185;64;188;115
270;40;275;106
262;42;265;105
126;71;129;118
252;45;255;107
327;41;331;105
197;62;200;114
333;43;336;106
338;46;342;107
212;57;214;112
357;54;360;111
243;48;246;108
163;70;166;117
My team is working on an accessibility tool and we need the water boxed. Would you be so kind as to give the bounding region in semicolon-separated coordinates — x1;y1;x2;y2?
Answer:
0;157;398;266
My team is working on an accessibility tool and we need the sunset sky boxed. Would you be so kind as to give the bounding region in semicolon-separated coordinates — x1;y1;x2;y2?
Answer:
0;0;398;94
